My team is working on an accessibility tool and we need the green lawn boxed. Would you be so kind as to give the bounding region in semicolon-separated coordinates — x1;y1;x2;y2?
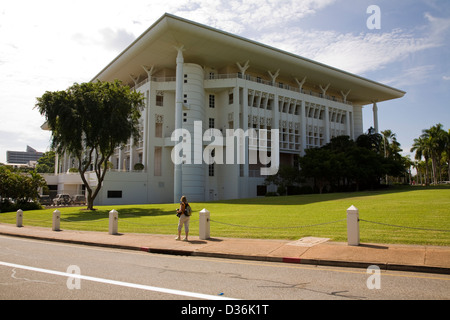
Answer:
1;185;449;246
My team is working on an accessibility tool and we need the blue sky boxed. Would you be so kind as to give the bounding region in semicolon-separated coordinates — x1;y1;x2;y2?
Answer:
0;0;449;163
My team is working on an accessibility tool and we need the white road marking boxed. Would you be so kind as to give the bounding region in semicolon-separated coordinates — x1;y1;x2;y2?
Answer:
0;261;237;300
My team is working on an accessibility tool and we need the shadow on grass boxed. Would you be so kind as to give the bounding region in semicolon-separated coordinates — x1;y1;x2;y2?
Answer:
62;207;176;222
203;185;450;206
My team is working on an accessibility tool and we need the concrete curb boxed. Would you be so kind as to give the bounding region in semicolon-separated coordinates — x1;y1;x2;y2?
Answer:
1;229;449;275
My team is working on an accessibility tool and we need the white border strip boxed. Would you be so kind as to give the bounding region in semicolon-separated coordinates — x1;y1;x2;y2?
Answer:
0;261;237;300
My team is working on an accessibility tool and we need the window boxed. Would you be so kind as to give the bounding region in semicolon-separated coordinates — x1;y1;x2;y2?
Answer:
209;95;215;108
155;123;162;138
257;185;267;196
156;95;164;107
209;164;215;177
228;93;234;104
209;118;215;129
154;147;162;176
107;191;122;198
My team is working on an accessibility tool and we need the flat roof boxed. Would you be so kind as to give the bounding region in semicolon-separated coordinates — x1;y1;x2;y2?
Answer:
93;13;405;106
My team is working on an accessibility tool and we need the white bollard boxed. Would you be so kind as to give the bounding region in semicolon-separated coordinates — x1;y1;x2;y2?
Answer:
347;205;360;246
109;209;119;235
52;210;61;231
199;208;210;240
16;209;23;228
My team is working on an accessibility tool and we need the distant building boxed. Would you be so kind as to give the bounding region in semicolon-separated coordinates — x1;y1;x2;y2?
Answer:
6;146;43;165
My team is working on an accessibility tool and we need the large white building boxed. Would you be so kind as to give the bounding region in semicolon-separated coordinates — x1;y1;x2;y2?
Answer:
44;14;405;205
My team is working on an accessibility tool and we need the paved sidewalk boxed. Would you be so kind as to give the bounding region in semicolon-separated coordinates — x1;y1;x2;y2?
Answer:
0;223;449;274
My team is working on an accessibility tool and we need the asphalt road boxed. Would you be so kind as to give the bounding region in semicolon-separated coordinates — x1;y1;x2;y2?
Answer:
0;235;449;304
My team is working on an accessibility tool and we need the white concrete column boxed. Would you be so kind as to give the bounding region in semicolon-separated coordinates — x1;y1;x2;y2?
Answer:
52;209;61;232
141;66;154;171
319;83;330;98
16;209;23;228
352;105;363;138
109;209;118;235
300;100;307;156
346;110;351;137
236;61;249;77
295;77;307;93
324;105;330;144
268;69;280;86
142;91;149;169
118;147;123;171
272;92;280;157
129;137;134;171
347;205;360;246
54;153;59;174
174;46;184;203
373;102;379;133
242;86;249;178
199;208;210;240
341;89;350;103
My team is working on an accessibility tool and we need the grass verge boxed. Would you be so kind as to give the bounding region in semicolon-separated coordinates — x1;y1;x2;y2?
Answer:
1;185;449;246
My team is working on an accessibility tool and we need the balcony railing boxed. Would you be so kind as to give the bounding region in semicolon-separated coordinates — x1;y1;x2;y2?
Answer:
132;73;352;105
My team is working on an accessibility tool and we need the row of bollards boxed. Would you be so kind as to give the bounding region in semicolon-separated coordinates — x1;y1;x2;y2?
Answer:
13;208;213;239
13;206;359;245
17;209;64;231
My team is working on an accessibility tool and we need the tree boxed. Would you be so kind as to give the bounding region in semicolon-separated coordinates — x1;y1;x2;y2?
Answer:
298;147;333;194
420;124;447;184
411;136;431;185
36;80;145;210
356;127;382;153
36;151;55;173
264;164;301;195
381;129;402;160
445;129;450;181
0;166;46;212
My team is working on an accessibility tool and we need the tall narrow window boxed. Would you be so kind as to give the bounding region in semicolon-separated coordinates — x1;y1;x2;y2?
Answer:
156;95;164;107
154;147;162;176
155;123;162;138
209;118;215;129
155;115;163;137
209;94;215;108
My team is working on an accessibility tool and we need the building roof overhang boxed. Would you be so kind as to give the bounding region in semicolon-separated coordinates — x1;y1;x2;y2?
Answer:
93;13;405;106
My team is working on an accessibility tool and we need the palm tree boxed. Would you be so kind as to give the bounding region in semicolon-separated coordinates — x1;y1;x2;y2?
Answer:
422;124;446;184
445;129;450;181
411;136;430;185
381;130;403;184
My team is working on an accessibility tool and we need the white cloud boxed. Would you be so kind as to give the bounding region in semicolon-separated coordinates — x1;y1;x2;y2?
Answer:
381;65;436;88
171;0;337;33
1;0;449;162
443;76;450;81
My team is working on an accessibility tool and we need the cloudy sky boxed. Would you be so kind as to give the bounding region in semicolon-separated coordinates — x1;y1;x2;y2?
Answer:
1;0;449;163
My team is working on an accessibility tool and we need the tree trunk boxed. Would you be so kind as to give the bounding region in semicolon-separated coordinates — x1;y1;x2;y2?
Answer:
87;194;95;211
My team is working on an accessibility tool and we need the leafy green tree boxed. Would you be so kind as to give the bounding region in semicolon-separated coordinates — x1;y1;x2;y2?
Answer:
412;124;447;185
411;136;431;185
296;132;406;193
423;124;447;184
298;147;335;194
0;166;46;212
445;129;450;181
36;151;55;173
36;80;145;210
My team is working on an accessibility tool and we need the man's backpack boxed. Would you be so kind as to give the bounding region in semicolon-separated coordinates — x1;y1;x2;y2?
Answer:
185;203;192;216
